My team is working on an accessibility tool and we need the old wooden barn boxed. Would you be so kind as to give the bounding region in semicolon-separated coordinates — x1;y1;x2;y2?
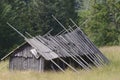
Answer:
1;16;109;72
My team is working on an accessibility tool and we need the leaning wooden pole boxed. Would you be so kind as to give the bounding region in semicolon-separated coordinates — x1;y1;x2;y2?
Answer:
66;25;102;66
51;15;92;69
7;22;26;39
69;19;109;64
51;15;100;67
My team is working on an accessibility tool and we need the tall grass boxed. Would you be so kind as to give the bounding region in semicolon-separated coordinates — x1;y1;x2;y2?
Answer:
0;46;120;80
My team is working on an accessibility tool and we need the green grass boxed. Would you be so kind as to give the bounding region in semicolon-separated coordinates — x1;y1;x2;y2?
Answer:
0;46;120;80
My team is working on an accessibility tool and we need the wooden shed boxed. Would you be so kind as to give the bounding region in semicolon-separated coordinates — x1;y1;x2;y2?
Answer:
2;19;109;72
1;28;109;72
9;43;45;72
2;42;84;72
2;42;83;72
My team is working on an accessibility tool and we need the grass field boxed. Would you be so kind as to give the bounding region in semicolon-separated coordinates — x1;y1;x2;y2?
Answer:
0;46;120;80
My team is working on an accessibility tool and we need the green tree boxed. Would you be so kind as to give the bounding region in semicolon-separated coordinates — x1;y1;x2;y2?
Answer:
78;0;120;46
0;0;77;59
35;0;77;35
0;0;20;58
0;0;44;58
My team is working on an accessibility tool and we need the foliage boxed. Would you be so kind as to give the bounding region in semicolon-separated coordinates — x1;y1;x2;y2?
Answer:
0;0;77;58
78;0;120;46
36;0;77;35
1;0;120;59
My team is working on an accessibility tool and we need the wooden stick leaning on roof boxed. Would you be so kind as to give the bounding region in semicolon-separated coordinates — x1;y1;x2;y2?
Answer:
51;15;100;68
69;19;109;64
66;25;102;66
68;20;104;65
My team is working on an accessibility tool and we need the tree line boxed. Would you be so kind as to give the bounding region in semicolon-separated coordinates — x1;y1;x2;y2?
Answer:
0;0;120;59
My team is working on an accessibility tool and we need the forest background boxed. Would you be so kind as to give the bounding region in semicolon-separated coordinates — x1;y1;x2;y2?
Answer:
0;0;120;59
